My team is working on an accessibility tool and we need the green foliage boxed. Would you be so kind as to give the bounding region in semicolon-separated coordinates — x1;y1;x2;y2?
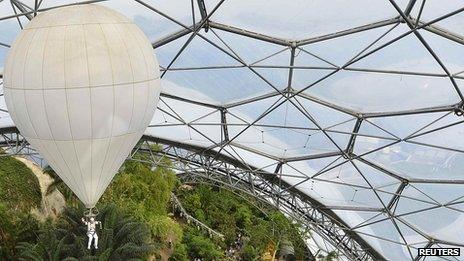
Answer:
15;220;64;261
0;156;41;211
1;153;177;259
45;151;183;250
0;156;42;259
0;202;41;259
16;204;154;260
183;227;224;260
1;149;310;260
242;244;260;260
101;159;177;217
169;242;188;261
177;185;307;259
100;159;183;249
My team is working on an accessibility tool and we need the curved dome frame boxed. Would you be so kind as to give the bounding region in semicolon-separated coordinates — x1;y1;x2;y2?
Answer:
2;0;464;260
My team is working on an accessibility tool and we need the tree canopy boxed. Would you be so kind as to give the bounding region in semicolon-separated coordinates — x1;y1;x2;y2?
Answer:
0;151;315;260
176;184;309;260
16;204;154;260
0;156;42;258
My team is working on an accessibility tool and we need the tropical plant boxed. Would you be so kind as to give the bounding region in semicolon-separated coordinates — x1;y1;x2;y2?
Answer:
183;227;224;260
176;185;308;259
100;159;182;250
41;149;183;255
0;155;42;259
16;204;155;260
169;242;189;261
0;155;41;211
15;221;64;261
0;203;42;259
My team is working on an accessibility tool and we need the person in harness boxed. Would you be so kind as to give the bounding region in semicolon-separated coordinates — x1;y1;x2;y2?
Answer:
82;216;102;250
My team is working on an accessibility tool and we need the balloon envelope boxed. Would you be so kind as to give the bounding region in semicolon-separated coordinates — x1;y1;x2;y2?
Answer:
3;4;161;208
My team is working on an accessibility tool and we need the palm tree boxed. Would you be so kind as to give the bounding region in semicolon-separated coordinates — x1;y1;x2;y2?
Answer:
15;226;68;261
16;204;154;260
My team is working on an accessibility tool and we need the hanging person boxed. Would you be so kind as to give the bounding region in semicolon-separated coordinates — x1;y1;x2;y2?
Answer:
82;216;102;250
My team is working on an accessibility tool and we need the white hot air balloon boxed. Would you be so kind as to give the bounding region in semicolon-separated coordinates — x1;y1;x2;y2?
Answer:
3;4;161;209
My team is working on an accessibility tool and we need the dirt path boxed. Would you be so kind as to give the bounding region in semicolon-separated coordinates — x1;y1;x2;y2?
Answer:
15;157;65;220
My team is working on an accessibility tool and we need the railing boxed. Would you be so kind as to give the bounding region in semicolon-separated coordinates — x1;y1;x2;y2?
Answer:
170;193;225;240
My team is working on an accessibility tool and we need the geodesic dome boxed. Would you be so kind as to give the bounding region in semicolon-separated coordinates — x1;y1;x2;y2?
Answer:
1;1;464;260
